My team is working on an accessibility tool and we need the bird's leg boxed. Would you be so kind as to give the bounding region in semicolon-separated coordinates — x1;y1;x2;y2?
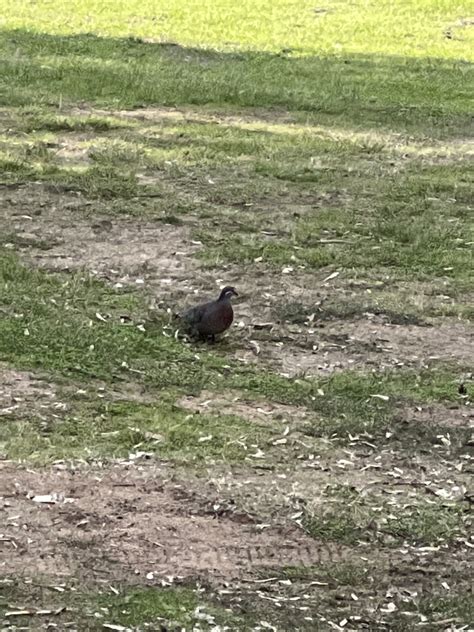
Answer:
209;334;216;344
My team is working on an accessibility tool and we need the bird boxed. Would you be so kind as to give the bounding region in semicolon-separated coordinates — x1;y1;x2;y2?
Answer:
181;286;238;341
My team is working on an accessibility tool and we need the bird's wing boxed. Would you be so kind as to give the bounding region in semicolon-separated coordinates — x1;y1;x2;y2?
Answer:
182;302;208;325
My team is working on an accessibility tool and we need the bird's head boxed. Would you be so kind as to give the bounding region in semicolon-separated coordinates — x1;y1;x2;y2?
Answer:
218;286;238;301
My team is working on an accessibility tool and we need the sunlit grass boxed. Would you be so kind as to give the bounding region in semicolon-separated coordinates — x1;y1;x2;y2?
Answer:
2;0;473;59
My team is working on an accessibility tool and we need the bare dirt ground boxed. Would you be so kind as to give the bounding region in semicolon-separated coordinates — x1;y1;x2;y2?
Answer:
0;367;62;420
1;460;472;627
0;464;358;582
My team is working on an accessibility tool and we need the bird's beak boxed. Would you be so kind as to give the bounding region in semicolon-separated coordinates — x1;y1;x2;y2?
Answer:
233;290;239;296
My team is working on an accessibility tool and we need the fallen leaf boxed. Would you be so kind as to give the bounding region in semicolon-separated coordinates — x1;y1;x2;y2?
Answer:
5;611;34;617
31;494;58;504
249;340;260;355
198;435;213;443
252;322;274;330
322;271;340;283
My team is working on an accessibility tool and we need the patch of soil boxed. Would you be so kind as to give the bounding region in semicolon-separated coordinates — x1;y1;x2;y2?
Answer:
399;402;474;430
224;267;474;374
199;440;473;522
232;316;474;377
0;185;205;294
179;389;310;426
0;465;347;584
0;366;63;419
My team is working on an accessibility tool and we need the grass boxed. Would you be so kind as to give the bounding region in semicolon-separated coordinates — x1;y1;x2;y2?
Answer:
1;111;472;292
0;1;473;136
417;595;474;626
199;160;473;282
1;40;472;305
1;253;469;462
0;582;245;630
0;250;469;466
262;564;474;631
0;1;472;629
3;0;472;59
95;586;242;630
275;299;429;326
304;489;469;547
1;398;272;464
3;575;471;631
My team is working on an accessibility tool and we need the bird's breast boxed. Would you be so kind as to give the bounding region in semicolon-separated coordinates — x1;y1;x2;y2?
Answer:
199;301;233;335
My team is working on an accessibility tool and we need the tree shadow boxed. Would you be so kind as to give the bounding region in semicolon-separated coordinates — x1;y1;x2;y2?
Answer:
1;29;472;138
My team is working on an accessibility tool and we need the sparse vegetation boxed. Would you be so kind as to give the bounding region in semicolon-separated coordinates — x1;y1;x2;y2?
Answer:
0;582;246;630
303;488;469;546
0;0;472;629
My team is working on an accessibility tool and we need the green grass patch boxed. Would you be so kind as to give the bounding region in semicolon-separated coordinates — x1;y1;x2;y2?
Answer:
96;586;241;630
304;486;470;546
0;14;472;136
199;161;473;283
233;364;468;443
0;397;272;464
0;158;141;198
23;113;125;134
0;582;244;631
3;0;473;61
1;102;472;291
417;595;474;626
311;285;474;323
275;298;429;326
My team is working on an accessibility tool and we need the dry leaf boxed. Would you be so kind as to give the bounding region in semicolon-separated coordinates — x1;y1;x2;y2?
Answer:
31;494;58;504
249;340;260;355
253;322;274;330
198;435;213;443
322;271;340;283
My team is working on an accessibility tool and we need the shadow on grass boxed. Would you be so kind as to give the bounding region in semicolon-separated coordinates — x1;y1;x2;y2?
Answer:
1;29;472;136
